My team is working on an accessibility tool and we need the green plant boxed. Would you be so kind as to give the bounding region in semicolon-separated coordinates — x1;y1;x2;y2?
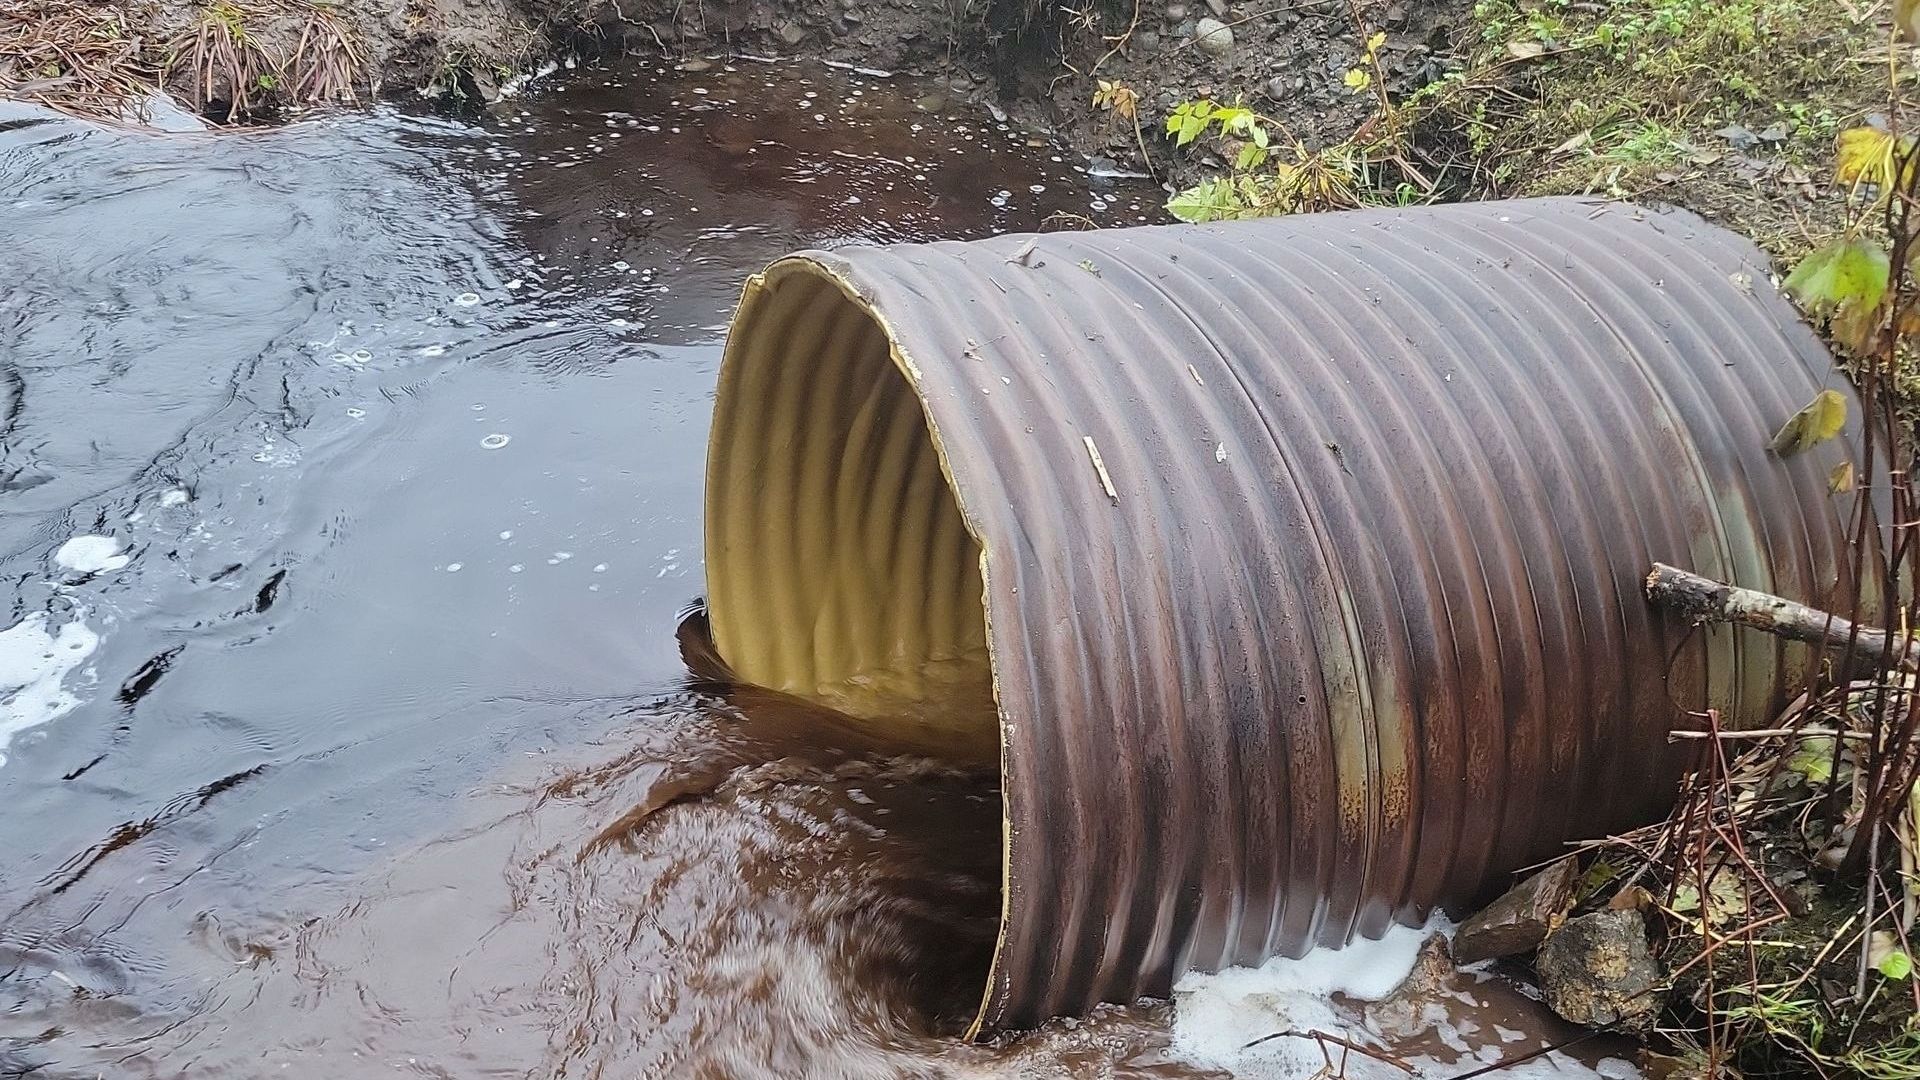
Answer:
1161;99;1388;222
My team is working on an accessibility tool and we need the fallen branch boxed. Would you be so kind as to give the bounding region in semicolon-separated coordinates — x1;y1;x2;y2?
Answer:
1644;562;1916;671
1668;727;1873;741
1240;1029;1414;1073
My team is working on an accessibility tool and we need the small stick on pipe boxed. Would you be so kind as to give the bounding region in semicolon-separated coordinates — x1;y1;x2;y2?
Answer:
1644;562;1917;672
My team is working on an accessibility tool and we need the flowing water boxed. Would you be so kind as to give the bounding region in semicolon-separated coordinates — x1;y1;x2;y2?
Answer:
1;57;1634;1079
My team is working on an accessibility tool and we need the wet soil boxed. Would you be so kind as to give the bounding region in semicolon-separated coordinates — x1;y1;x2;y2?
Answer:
1;55;1632;1079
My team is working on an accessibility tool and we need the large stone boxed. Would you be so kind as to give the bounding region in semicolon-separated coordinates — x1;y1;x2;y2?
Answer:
1192;17;1233;57
1536;909;1666;1032
1364;934;1457;1038
1453;856;1577;963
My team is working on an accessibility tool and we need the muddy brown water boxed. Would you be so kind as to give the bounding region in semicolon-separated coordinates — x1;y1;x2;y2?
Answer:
1;57;1628;1078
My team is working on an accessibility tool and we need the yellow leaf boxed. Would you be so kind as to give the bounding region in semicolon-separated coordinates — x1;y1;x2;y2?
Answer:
1367;30;1386;56
1830;460;1855;493
1770;388;1848;457
1343;67;1372;91
1899;0;1920;41
1836;126;1897;187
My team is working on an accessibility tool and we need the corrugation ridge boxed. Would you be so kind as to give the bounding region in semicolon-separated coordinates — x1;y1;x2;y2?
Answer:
803;296;895;685
1372;219;1670;853
1279;222;1579;924
1556;212;1853;703
1097;228;1361;956
1095;235;1328;971
1412;214;1713;837
1165;232;1424;942
1355;215;1667;865
1511;214;1797;709
716;273;831;686
1440;217;1744;726
1225;231;1519;937
864;249;1118;1026
1067;229;1288;976
941;242;1201;1011
827;318;914;680
849;320;932;686
1278;222;1579;918
1346;216;1647;901
1515;216;1783;715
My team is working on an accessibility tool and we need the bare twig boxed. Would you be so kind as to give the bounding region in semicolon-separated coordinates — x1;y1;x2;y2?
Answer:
1645;562;1918;672
1241;1029;1414;1073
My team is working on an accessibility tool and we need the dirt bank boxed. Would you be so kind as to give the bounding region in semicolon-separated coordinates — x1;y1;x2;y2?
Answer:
0;0;1461;162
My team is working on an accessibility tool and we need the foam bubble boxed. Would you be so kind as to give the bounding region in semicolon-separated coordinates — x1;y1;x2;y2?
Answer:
1170;918;1443;1079
0;612;101;766
54;536;129;574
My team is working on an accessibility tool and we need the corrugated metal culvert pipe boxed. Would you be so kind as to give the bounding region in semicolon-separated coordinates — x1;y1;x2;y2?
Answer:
702;197;1869;1037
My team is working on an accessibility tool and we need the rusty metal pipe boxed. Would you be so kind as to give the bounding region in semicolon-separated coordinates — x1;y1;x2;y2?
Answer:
701;198;1869;1037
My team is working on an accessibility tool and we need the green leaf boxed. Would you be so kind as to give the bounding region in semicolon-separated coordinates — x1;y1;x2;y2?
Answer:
1769;389;1848;457
1177;112;1208;146
1870;931;1913;979
1786;736;1836;783
1784;237;1891;314
1251;124;1269;149
1166;178;1242;223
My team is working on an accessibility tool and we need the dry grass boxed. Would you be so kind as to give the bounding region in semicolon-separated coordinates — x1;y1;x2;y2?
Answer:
169;0;276;118
289;3;359;105
0;0;162;119
0;0;362;124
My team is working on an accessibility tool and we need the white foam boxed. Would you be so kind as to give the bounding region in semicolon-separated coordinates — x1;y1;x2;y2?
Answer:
1171;919;1444;1080
54;535;129;574
1169;916;1639;1079
0;612;101;765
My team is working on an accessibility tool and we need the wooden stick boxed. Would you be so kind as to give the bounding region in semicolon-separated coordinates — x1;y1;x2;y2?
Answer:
1644;562;1916;671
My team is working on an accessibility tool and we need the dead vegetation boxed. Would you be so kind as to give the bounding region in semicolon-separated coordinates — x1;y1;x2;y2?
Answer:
0;0;363;123
0;0;164;119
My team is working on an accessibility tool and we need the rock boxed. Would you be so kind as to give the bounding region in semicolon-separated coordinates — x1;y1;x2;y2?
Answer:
1364;934;1457;1038
1453;856;1577;964
777;20;807;44
676;58;713;72
1135;29;1160;51
1204;0;1227;15
1165;2;1187;19
1535;909;1665;1032
1193;16;1233;56
914;93;948;114
1264;75;1288;99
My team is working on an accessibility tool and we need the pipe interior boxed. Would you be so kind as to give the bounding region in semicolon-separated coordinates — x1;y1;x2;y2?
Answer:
705;261;998;760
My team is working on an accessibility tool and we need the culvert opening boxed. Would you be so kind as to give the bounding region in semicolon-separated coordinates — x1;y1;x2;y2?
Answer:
704;259;1001;764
